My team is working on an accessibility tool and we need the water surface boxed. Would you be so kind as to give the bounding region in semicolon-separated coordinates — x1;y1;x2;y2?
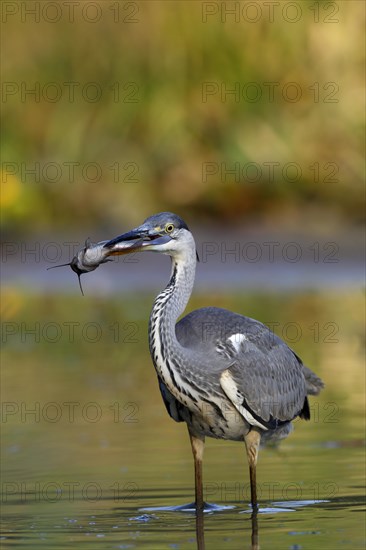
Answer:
1;290;365;548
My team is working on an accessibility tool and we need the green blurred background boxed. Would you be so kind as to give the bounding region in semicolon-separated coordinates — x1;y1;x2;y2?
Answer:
1;0;364;234
1;2;365;547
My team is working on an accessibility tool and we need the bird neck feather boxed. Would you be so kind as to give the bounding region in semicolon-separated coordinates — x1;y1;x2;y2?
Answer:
149;245;196;354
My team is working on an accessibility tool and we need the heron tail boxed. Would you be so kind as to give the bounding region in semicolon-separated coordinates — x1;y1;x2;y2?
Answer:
303;365;325;396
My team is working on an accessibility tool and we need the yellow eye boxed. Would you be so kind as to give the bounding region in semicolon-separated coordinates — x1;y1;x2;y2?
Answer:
165;223;175;233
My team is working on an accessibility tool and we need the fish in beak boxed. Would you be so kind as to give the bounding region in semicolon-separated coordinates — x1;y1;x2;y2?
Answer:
47;238;113;295
47;226;173;295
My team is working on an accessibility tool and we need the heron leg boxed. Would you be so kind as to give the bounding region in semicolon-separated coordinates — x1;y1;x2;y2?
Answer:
244;428;261;510
251;508;259;550
188;428;205;512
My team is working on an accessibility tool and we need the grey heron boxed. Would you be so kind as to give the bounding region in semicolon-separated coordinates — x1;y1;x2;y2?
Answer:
74;212;325;511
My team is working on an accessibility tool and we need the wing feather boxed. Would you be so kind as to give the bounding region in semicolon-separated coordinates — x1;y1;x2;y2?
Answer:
220;341;307;428
176;307;317;430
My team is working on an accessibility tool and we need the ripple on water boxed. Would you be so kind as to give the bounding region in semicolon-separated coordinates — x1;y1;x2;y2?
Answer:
140;502;235;513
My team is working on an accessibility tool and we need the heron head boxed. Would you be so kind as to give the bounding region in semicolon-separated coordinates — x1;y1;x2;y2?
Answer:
103;212;194;258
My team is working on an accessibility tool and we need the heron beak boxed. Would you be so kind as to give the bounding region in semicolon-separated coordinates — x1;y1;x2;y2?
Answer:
103;227;171;256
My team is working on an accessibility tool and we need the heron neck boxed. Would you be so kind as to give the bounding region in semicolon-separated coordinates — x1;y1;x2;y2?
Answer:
149;246;196;354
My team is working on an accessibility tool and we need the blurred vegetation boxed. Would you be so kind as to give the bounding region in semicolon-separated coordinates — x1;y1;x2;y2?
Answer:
1;0;364;234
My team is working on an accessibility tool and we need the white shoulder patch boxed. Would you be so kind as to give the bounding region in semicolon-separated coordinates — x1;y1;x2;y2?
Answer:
220;370;268;431
228;333;247;353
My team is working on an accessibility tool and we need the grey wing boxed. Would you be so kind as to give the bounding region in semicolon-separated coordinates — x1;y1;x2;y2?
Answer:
220;344;309;431
176;307;310;431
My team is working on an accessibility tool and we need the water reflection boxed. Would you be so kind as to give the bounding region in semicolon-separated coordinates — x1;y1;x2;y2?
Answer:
140;498;332;550
2;488;365;548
